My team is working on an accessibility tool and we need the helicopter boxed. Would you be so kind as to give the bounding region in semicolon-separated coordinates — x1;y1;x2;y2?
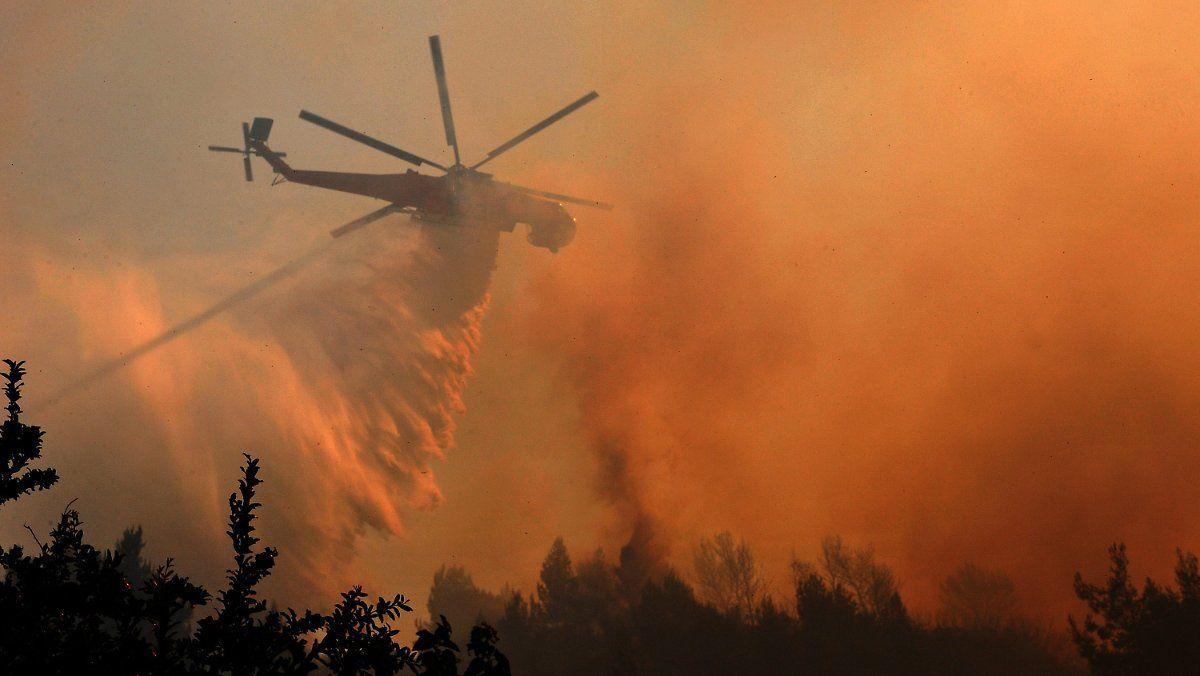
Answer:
210;35;611;252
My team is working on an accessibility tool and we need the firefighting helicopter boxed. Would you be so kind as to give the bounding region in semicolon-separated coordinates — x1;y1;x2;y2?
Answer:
209;35;611;252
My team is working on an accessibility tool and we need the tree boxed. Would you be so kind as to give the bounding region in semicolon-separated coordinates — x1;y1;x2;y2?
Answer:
818;535;906;622
1070;543;1200;674
0;360;57;505
0;503;209;672
190;453;427;673
534;537;576;623
573;549;622;632
793;564;864;668
692;531;766;615
790;542;919;673
938;563;1018;629
496;540;634;675
463;623;511;676
428;565;506;635
793;562;860;633
113;526;154;589
191;454;319;672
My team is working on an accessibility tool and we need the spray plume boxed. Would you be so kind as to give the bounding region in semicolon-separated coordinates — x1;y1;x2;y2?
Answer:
4;217;499;604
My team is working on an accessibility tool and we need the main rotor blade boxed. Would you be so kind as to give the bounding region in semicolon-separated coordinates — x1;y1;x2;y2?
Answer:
243;155;253;182
208;146;244;153
299;110;447;171
329;203;400;238
242;121;251;150
503;181;613;210
471;91;599;170
428;35;461;166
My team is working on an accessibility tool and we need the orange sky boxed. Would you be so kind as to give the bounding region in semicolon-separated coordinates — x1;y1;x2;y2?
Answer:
4;1;1200;621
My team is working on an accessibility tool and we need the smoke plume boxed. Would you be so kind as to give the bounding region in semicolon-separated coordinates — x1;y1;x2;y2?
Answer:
516;2;1200;616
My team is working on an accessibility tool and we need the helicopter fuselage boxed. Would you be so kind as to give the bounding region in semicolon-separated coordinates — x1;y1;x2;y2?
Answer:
253;144;576;252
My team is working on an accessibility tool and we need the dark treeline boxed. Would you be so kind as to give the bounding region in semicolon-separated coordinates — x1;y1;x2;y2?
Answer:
428;534;1079;675
429;512;1200;672
3;358;1200;673
431;534;1200;675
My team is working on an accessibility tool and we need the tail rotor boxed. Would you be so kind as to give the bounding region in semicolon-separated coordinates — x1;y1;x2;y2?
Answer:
208;117;285;182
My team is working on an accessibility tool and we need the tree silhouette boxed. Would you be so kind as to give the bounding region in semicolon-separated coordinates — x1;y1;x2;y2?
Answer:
428;565;506;635
818;535;906;622
113;526;154;585
938;563;1019;629
1070;543;1200;674
0;502;208;671
692;531;766;615
415;615;462;675
318;587;418;674
463;623;511;676
518;539;626;674
191;453;329;673
533;536;575;624
629;569;734;674
0;360;57;505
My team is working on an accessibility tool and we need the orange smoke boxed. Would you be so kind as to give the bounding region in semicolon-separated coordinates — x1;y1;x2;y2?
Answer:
6;0;1200;623
516;2;1200;617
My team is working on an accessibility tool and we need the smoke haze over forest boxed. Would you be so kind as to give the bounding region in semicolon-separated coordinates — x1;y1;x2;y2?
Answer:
3;0;1200;622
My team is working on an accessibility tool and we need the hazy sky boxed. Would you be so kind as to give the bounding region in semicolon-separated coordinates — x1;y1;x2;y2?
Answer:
5;1;1200;621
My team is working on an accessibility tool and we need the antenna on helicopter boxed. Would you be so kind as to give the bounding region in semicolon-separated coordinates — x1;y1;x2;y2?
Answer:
208;118;285;182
